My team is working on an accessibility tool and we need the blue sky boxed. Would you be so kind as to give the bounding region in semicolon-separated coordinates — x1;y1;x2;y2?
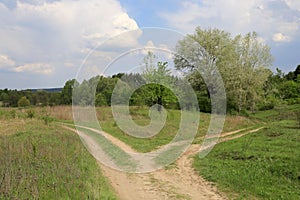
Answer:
0;0;299;89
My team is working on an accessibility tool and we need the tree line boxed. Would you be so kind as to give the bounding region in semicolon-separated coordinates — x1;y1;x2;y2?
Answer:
0;27;299;113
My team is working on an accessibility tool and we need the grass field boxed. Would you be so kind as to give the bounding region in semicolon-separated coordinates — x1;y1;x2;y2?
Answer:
193;104;300;199
1;105;292;199
95;106;257;152
0;109;117;199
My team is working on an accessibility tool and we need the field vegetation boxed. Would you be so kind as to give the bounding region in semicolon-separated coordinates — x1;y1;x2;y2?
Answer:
193;104;300;199
0;108;117;199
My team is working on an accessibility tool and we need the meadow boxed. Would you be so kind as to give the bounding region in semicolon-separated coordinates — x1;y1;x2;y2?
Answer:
193;104;300;199
0;105;298;199
0;108;117;199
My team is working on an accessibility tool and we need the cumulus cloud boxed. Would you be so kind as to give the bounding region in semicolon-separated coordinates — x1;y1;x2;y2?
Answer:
273;33;291;42
0;0;139;88
160;0;300;43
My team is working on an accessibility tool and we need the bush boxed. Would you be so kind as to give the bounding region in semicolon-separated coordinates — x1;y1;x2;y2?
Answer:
18;96;30;107
257;96;278;111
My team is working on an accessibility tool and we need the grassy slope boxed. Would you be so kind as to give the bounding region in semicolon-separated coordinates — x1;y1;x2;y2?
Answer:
0;110;117;199
193;104;300;199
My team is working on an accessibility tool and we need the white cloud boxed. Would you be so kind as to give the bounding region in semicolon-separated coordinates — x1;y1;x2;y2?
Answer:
284;0;300;11
160;0;300;43
140;40;174;60
14;63;55;75
102;28;142;49
0;54;15;69
272;33;291;42
0;0;139;88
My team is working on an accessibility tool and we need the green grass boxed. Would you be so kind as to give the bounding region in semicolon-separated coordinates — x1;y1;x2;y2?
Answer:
98;107;183;152
76;126;138;172
96;106;256;152
0;118;118;199
250;104;300;122
193;104;300;199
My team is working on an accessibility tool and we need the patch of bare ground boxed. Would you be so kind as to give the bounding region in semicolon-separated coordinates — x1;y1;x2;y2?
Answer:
64;124;263;200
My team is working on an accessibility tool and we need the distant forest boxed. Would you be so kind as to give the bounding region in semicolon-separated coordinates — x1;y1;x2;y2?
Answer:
1;28;300;114
0;65;299;113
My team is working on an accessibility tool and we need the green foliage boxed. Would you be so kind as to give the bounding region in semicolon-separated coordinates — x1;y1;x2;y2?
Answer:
264;66;300;107
279;80;299;99
61;79;77;105
17;96;30;107
0;92;9;105
95;93;108;106
0;89;62;107
175;27;273;113
141;52;178;111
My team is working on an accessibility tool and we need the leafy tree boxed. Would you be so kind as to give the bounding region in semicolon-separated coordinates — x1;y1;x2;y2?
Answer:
61;79;77;105
175;27;273;113
294;65;300;79
96;76;118;105
95;93;107;106
279;81;299;99
0;92;9;106
286;65;300;81
142;52;177;111
18;96;30;107
49;92;62;106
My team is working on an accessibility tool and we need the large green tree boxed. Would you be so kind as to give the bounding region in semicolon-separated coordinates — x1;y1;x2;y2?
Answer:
175;27;273;113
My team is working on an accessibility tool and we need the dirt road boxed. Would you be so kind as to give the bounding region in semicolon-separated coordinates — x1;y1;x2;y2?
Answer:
64;124;263;200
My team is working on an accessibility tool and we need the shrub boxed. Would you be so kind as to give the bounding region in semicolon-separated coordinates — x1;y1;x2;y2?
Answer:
18;96;30;107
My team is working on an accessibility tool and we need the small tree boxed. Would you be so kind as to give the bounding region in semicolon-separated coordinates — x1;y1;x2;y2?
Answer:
142;52;174;111
18;96;30;107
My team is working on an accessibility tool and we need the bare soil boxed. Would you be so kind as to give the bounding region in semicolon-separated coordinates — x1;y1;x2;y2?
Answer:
63;124;263;200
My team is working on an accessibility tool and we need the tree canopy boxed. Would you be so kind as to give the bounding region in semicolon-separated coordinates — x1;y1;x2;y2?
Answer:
175;27;273;113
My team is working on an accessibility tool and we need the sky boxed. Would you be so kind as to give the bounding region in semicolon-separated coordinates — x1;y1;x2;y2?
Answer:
0;0;299;89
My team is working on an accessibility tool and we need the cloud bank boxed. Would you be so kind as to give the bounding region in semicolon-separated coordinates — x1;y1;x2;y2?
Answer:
161;0;300;43
0;0;139;88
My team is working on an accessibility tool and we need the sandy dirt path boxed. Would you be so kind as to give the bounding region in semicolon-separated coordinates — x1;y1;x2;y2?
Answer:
63;124;263;200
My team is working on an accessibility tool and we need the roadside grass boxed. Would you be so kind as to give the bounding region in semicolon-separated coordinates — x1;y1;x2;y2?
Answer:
76;126;138;171
193;104;300;199
0;116;117;199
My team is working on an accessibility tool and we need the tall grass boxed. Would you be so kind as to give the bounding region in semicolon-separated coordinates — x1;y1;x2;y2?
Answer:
0;118;117;199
